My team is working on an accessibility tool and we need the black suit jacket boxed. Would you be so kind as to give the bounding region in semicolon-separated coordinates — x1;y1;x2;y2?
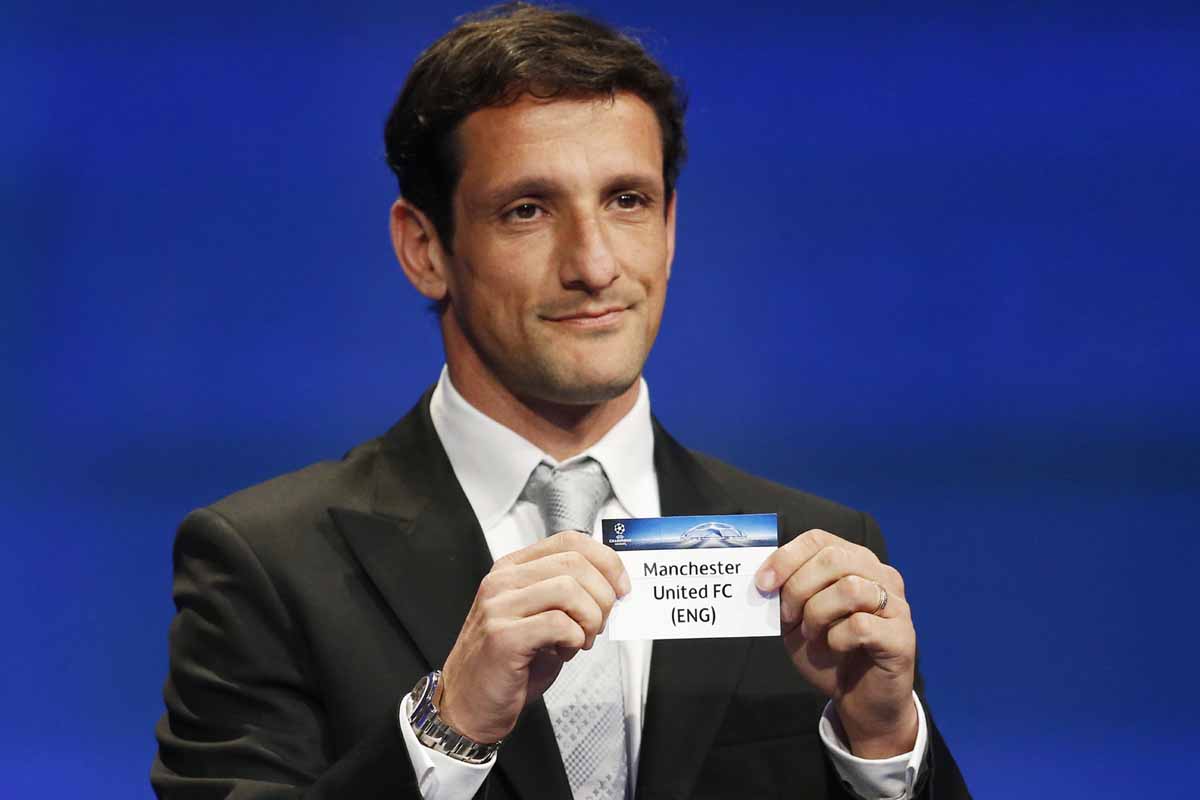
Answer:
152;391;969;799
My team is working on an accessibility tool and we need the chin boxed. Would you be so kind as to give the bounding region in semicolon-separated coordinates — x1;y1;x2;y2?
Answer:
522;361;642;407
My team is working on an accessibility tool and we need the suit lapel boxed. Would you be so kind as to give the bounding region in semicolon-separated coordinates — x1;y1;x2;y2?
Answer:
636;420;755;800
330;394;493;670
329;393;572;800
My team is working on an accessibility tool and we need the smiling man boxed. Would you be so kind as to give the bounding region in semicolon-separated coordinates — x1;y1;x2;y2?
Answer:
396;91;673;434
152;4;969;799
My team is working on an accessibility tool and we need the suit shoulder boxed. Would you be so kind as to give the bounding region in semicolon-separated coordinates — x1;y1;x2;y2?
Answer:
686;449;875;543
686;448;862;518
187;435;388;545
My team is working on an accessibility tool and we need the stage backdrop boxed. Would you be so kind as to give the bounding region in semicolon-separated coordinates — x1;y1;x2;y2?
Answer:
5;1;1198;796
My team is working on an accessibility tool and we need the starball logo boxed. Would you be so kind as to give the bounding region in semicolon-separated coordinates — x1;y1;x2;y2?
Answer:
680;521;747;542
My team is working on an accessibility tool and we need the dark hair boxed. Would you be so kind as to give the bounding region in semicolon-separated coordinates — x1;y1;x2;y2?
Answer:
383;2;687;251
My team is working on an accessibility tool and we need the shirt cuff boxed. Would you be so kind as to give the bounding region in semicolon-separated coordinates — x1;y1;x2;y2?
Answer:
398;693;496;799
817;692;928;800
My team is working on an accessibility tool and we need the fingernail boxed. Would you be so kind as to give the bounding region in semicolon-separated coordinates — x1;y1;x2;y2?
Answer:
619;572;632;597
756;569;775;592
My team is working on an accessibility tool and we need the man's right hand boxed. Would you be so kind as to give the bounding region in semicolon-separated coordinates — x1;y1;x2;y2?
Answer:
437;531;631;744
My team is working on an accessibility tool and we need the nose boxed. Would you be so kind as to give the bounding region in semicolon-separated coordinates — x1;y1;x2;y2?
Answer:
558;211;619;292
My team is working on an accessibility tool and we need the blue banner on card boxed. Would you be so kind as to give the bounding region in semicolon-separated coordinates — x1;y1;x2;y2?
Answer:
602;513;778;551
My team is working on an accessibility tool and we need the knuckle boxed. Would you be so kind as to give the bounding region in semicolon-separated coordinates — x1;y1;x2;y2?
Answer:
847;613;872;639
549;573;578;596
809;528;835;545
544;609;572;638
568;627;586;649
782;573;808;607
478;571;502;596
581;602;603;633
803;603;827;628
561;531;590;549
557;550;585;571
480;617;506;644
794;529;822;553
803;598;824;623
477;595;502;621
838;574;864;603
599;548;624;574
596;580;617;610
817;546;842;570
551;611;585;644
558;582;590;614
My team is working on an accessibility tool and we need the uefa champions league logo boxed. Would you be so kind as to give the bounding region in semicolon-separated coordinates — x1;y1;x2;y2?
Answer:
613;522;627;540
680;521;747;543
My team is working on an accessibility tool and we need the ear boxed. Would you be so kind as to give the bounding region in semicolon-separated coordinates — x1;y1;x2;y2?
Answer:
390;198;450;302
664;189;678;280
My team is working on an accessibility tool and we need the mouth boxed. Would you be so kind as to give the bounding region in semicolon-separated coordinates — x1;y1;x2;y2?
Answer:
542;305;631;328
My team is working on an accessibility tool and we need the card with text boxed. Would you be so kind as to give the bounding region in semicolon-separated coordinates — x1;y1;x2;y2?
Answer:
601;513;780;641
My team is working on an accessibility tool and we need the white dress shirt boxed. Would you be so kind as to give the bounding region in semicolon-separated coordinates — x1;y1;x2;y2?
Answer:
397;367;928;799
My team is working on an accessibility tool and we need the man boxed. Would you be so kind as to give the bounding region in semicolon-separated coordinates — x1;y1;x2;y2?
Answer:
153;4;969;799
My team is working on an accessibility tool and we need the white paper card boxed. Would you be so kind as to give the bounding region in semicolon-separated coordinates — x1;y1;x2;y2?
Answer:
601;513;780;641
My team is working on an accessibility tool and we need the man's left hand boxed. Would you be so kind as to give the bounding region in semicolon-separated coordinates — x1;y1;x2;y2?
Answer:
755;528;919;759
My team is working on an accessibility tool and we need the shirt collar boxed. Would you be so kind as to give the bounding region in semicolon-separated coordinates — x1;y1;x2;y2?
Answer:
429;365;657;530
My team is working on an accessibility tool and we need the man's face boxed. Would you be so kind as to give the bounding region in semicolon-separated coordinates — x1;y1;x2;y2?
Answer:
437;91;676;406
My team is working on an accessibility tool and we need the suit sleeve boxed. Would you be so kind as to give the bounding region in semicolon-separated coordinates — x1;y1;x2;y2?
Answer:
857;512;972;800
151;508;425;799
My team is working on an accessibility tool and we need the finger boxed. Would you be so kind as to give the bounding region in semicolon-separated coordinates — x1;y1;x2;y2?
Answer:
543;532;631;597
503;609;587;661
825;612;915;664
878;563;906;599
755;529;877;592
498;530;631;597
775;544;884;623
487;549;619;618
797;575;910;639
501;575;606;646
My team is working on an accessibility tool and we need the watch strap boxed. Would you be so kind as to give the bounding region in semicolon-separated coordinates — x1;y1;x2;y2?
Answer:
406;670;502;765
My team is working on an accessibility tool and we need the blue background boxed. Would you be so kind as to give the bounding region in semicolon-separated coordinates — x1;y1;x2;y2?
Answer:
5;1;1198;795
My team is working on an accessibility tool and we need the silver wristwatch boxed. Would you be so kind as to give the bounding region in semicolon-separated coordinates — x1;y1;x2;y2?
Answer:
406;669;502;764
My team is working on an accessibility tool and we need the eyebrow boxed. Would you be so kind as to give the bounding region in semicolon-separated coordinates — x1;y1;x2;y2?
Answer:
478;177;559;211
600;172;664;198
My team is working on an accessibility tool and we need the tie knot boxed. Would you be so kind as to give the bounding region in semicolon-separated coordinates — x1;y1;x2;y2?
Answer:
522;458;612;535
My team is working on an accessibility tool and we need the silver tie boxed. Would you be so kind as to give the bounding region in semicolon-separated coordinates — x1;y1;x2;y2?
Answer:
522;459;629;800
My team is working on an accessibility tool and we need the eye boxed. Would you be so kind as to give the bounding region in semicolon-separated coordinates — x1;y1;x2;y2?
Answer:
505;202;543;222
614;192;646;210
